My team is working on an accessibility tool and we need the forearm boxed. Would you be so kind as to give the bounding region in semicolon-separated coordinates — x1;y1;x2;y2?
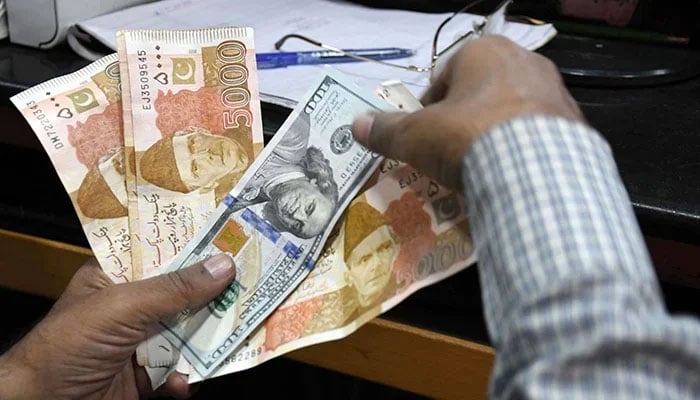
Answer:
463;116;700;399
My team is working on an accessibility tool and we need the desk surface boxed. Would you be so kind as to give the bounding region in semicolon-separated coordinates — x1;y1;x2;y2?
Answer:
541;35;700;245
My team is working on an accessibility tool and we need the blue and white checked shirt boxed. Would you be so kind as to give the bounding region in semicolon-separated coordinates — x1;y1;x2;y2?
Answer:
462;116;700;399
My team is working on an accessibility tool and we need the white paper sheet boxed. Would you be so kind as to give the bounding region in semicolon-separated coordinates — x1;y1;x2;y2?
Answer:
78;0;556;106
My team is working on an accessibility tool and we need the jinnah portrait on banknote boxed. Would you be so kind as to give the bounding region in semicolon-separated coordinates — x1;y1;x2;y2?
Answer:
67;101;128;221
237;112;339;239
341;202;399;308
299;202;401;333
77;146;128;219
261;201;403;351
139;126;249;197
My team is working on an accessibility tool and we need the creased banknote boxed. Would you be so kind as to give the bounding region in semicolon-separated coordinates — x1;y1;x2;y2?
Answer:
118;27;264;279
142;80;476;381
188;161;475;380
174;80;474;380
10;54;133;282
158;69;393;376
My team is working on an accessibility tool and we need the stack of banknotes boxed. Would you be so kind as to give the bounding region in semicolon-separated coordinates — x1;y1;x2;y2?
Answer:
10;27;476;386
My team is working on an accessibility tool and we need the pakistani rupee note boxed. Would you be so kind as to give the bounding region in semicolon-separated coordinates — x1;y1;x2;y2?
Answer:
10;54;133;282
118;27;264;279
159;69;393;376
187;160;475;380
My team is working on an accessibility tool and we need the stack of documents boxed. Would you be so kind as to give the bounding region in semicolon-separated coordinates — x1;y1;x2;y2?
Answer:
74;0;556;106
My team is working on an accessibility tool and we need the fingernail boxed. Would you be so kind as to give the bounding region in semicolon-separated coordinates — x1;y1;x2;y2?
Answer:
203;253;234;279
352;113;374;144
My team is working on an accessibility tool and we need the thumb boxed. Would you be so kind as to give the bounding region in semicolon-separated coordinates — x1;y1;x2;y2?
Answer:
352;111;408;161
117;253;236;326
352;107;459;187
352;108;444;163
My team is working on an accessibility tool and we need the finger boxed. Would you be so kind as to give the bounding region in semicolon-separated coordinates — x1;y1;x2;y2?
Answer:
68;258;114;294
352;111;411;158
353;106;468;190
162;372;196;400
133;361;153;398
420;74;448;106
116;253;236;325
352;107;443;163
51;258;113;314
420;45;458;106
421;36;492;106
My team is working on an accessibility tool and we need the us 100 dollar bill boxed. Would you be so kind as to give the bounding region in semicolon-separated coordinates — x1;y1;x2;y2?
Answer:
118;27;264;279
159;69;393;376
10;54;133;282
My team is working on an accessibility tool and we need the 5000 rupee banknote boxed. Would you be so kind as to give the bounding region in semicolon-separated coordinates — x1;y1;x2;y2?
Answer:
158;69;393;376
11;54;133;282
118;27;264;279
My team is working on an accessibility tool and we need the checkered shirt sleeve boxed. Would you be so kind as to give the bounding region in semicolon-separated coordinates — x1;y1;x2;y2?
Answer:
462;116;700;399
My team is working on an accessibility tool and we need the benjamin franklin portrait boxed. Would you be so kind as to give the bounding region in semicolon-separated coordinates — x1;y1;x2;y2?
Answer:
238;112;339;239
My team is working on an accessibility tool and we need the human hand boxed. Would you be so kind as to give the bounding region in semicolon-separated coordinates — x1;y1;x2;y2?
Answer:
352;35;585;190
0;254;236;399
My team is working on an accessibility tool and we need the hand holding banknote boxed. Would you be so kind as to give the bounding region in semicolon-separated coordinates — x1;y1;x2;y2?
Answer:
178;80;476;382
0;255;235;399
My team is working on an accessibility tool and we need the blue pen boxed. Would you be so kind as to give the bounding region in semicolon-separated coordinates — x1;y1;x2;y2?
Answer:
256;48;414;69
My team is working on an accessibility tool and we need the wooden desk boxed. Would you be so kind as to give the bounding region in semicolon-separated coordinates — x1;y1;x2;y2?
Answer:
0;228;495;399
